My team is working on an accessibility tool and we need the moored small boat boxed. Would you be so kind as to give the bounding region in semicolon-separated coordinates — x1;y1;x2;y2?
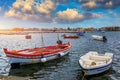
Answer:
77;32;84;36
79;51;113;75
25;34;31;39
92;35;107;42
63;34;79;39
3;42;71;65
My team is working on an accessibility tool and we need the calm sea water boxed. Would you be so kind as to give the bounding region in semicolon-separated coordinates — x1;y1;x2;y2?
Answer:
0;31;120;80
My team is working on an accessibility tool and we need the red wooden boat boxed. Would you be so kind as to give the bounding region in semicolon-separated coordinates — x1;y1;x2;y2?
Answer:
3;42;71;64
63;34;79;39
25;34;31;39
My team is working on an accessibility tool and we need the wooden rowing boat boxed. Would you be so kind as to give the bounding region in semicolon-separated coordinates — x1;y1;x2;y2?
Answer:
63;34;79;39
79;51;113;75
3;42;71;65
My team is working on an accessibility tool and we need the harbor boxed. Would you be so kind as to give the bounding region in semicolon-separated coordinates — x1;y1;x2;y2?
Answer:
0;31;120;80
0;0;120;80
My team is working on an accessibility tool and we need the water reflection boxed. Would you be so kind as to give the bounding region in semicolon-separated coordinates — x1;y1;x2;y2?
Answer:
9;55;70;78
76;68;115;80
0;32;120;80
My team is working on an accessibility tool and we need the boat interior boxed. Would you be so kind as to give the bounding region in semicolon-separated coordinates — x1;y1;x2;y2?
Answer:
80;51;113;67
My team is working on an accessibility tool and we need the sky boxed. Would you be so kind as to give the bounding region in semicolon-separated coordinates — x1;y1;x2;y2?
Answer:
0;0;120;29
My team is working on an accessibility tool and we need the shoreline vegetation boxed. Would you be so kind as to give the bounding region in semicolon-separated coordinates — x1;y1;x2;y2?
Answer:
0;26;120;35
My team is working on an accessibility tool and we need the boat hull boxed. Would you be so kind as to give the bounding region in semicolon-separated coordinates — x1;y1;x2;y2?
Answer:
8;49;69;65
63;35;79;39
64;36;79;39
4;42;71;65
79;51;113;75
92;35;103;41
92;35;107;42
80;63;112;75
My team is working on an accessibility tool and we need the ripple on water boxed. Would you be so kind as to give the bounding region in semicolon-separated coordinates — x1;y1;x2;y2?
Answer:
0;32;120;80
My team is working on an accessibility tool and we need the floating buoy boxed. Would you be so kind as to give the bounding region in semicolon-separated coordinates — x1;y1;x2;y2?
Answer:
57;54;61;57
41;57;47;62
57;52;65;57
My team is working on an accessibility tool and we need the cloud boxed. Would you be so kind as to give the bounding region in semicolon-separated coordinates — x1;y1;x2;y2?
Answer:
57;9;84;22
52;0;69;4
83;13;101;19
5;0;56;22
57;8;100;23
82;1;97;9
5;8;18;17
5;0;101;23
105;1;113;8
36;0;56;14
80;0;120;10
104;0;120;9
108;11;117;16
12;0;24;9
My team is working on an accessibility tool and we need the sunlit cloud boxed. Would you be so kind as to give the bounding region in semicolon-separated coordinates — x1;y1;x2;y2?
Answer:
36;0;56;14
105;1;113;8
57;8;100;23
2;0;119;27
82;1;97;9
80;0;120;9
4;0;101;23
57;9;84;22
5;0;56;22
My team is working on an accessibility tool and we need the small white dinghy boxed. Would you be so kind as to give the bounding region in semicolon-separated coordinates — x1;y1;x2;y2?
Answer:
92;35;107;42
79;51;113;75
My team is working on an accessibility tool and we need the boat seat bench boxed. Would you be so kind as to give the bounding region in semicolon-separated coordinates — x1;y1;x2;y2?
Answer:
89;55;111;61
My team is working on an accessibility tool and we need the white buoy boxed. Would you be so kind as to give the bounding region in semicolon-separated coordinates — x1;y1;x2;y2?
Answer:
41;58;47;62
59;52;65;57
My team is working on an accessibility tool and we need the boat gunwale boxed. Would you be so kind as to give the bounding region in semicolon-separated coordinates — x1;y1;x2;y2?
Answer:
79;59;112;70
5;48;70;59
4;42;71;58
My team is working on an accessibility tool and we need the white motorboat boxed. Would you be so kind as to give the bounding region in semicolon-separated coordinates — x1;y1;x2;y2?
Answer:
79;51;113;75
92;35;107;41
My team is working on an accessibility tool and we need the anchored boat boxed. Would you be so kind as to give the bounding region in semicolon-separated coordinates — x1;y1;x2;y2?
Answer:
79;51;113;75
92;35;107;42
3;42;71;65
25;34;31;39
63;34;79;39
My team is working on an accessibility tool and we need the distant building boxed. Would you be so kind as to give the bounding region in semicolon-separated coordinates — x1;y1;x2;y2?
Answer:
99;26;120;31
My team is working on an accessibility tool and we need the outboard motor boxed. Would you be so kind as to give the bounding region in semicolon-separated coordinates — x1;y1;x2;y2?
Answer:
103;36;107;42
